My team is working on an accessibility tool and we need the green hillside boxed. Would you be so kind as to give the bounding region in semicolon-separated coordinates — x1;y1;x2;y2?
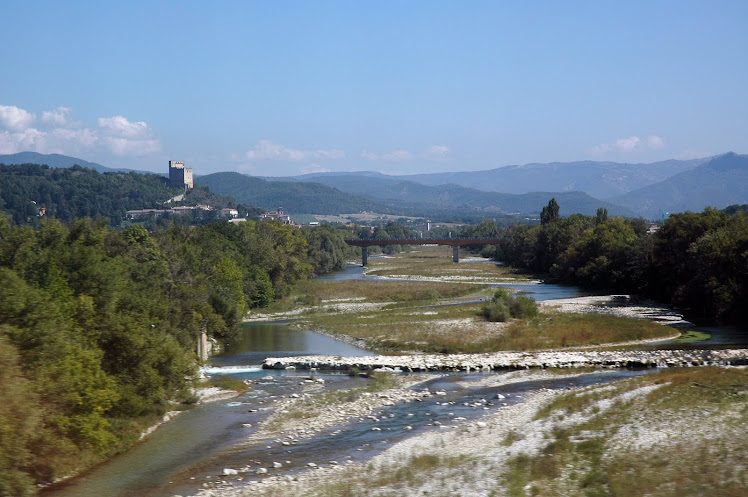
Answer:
196;172;390;214
0;163;245;227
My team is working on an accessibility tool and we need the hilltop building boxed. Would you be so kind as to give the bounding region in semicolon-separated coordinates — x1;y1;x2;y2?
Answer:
260;207;293;225
168;160;193;189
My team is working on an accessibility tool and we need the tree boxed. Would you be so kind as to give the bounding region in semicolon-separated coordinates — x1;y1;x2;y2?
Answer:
595;207;608;225
540;198;560;224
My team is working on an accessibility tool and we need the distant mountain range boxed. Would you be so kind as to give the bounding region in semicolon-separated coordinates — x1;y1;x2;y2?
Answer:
273;173;635;217
610;152;748;218
4;151;745;219
393;158;710;199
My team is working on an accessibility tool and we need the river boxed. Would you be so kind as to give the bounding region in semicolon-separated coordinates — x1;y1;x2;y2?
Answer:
42;263;746;496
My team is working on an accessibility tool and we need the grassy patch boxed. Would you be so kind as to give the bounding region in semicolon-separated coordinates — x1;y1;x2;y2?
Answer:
264;278;488;313
674;330;711;343
201;375;249;393
502;367;748;496
495;312;674;350
302;306;674;354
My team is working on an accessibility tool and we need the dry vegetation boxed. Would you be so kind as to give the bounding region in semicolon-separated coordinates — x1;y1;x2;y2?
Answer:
271;247;675;353
364;246;526;281
242;368;748;497
501;366;748;496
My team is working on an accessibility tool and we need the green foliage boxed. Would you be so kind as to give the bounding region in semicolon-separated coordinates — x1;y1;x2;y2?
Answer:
0;214;325;490
0;163;249;228
540;198;560;224
301;225;356;274
499;204;748;324
0;337;39;497
482;288;538;322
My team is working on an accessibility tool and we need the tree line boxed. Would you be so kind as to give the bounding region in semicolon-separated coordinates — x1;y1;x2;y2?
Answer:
468;200;747;325
0;216;355;495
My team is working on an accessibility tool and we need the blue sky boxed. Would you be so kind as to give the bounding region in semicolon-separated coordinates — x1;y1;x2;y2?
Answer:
1;1;746;176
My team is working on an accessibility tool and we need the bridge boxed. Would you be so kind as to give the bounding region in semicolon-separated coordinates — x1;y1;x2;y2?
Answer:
344;237;508;265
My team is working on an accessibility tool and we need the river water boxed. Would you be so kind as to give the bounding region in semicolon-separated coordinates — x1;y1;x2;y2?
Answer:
43;263;745;497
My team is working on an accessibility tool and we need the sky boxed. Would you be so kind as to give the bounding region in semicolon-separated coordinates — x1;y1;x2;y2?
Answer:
1;1;746;176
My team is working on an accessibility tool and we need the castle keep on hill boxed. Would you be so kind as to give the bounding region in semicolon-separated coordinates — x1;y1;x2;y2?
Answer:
168;160;193;189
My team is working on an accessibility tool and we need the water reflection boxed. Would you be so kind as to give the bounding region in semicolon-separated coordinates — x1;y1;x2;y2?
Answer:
211;322;374;368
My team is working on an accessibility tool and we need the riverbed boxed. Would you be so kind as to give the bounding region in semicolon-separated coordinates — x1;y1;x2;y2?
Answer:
42;265;748;497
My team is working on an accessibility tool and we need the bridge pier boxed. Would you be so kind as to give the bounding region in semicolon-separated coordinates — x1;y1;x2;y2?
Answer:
362;246;368;266
452;246;459;263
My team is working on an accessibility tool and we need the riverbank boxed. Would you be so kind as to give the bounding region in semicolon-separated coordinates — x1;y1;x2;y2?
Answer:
196;366;748;497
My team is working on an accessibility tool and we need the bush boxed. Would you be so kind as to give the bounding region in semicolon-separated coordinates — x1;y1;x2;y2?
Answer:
483;300;511;322
482;289;537;322
510;295;539;318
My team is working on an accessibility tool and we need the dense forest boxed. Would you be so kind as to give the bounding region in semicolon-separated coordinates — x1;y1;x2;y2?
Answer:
468;200;748;325
0;216;354;495
197;172;391;215
0;163;256;227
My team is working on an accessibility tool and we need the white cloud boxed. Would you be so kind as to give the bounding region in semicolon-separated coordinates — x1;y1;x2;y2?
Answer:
42;107;72;127
616;136;641;151
301;163;331;174
423;145;450;159
0;105;36;131
51;127;99;149
587;143;613;156
0;105;161;157
647;135;665;149
97;115;161;155
361;145;450;162
588;134;667;157
0;128;45;154
98;115;152;138
245;140;345;162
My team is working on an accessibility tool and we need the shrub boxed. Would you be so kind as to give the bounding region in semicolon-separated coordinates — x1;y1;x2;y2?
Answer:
483;300;511;322
483;289;537;322
509;295;538;318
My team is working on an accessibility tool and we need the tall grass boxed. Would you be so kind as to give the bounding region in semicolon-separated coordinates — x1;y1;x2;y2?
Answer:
304;307;673;354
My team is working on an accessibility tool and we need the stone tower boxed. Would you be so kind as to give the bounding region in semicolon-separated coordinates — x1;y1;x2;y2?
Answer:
168;160;193;189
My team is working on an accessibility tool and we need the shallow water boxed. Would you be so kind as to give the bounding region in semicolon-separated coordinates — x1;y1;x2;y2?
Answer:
145;369;655;496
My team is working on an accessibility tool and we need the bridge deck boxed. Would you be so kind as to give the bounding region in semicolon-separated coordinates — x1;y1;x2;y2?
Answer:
344;237;507;247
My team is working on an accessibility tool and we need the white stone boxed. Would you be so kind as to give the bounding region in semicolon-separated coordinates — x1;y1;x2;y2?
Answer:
222;468;238;476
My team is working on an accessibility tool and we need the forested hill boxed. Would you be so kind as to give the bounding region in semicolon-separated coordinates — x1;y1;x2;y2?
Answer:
0;163;241;226
196;171;391;214
0;217;356;494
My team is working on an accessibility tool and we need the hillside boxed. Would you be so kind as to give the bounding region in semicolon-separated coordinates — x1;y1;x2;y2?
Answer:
0;163;239;226
399;158;708;198
196;172;391;214
293;174;636;218
0;151;148;174
611;153;748;218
